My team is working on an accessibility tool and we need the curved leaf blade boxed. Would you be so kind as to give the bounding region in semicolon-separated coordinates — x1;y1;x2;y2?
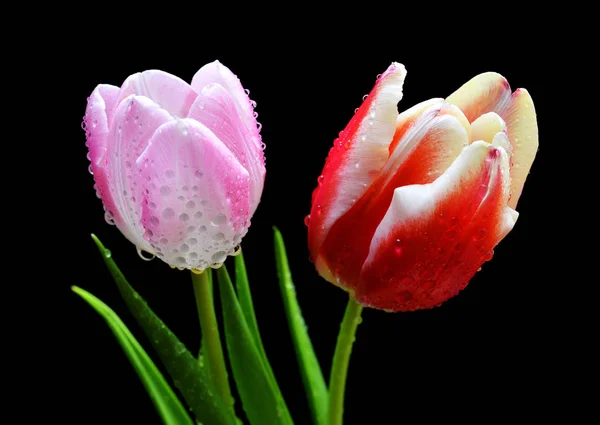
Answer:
72;286;194;425
217;266;294;425
91;234;237;425
273;227;328;425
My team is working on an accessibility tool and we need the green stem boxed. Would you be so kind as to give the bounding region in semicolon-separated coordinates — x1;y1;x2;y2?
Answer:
191;269;233;407
328;296;363;425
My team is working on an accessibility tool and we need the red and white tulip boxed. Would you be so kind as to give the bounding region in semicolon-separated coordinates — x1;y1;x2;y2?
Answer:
84;61;265;271
307;63;538;312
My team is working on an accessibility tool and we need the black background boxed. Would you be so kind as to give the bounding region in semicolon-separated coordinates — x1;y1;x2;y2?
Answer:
42;16;565;425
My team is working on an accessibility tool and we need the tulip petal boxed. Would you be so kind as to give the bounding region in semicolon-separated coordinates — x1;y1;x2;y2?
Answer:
356;141;513;311
187;83;265;213
85;84;120;165
191;61;259;137
308;63;407;257
105;95;175;250
498;89;538;208
116;70;198;118
84;84;121;225
136;119;251;270
470;112;506;143
315;101;470;290
446;72;512;122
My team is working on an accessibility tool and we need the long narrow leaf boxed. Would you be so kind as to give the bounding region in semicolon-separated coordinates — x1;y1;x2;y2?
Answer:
72;286;194;425
234;254;278;384
273;227;328;425
91;234;237;425
234;252;262;349
217;266;294;425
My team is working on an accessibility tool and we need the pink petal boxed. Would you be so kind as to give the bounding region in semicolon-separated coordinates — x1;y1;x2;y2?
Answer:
136;119;251;270
84;84;119;166
84;84;120;224
188;82;265;213
356;141;515;311
191;60;259;137
105;95;174;249
308;62;407;258
116;70;198;118
446;72;512;122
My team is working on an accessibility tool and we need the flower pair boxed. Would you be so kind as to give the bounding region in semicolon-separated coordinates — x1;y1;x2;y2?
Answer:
85;61;537;312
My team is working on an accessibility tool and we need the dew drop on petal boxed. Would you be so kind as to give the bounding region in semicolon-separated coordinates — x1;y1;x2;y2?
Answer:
162;208;175;219
212;251;227;263
137;247;156;261
211;213;227;227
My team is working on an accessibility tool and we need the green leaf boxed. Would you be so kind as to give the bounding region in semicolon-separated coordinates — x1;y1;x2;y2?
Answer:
91;234;237;425
234;253;277;380
72;286;194;425
234;252;263;349
217;266;294;425
273;227;328;425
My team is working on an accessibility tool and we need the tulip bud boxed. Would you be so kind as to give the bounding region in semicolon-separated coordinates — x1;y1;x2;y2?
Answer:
307;63;538;312
83;61;265;271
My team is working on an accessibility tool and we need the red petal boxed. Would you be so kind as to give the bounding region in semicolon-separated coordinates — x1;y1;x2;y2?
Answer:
315;101;469;291
308;63;407;259
355;141;515;311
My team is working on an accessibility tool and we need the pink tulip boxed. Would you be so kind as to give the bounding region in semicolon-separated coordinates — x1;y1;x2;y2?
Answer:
307;63;538;312
83;61;265;271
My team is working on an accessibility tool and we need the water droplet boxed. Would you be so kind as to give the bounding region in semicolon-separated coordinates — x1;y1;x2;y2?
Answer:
304;215;311;226
483;249;494;261
422;280;435;290
194;211;203;219
165;169;175;178
212;251;227;263
400;276;415;287
396;290;413;305
104;211;115;225
187;226;195;233
186;200;196;209
195;170;204;178
144;229;154;239
175;256;187;265
199;225;207;233
212;232;225;241
188;238;197;245
472;228;487;241
211;213;227;226
180;244;189;252
393;239;403;256
160;238;168;244
317;175;324;185
179;213;189;222
162;208;175;219
362;94;368;101
137;247;155;261
150;216;160;226
160;186;171;196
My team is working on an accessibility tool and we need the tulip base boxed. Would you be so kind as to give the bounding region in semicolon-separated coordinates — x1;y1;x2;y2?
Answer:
328;296;363;425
